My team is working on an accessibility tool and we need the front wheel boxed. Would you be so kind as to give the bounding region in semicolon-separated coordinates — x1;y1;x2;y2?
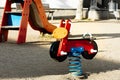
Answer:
49;41;67;62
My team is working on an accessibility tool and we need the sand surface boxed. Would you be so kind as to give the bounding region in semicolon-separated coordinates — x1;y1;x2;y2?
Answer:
0;20;120;80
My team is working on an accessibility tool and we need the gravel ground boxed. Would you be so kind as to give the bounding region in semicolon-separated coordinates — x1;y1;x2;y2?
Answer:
0;20;120;80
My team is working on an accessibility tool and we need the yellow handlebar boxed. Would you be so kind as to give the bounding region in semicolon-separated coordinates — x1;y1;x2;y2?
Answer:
52;28;68;39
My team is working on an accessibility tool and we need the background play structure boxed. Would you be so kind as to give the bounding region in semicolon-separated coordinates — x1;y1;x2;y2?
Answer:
0;0;57;44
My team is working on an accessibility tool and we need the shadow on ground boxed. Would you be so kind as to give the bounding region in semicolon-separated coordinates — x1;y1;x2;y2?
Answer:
82;58;120;73
69;33;120;40
0;42;68;78
93;33;120;40
0;38;119;79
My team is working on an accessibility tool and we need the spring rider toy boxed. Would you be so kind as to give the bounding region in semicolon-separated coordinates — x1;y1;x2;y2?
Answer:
49;19;98;78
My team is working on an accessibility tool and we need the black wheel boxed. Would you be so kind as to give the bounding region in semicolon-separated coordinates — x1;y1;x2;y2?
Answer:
50;41;67;62
82;40;98;60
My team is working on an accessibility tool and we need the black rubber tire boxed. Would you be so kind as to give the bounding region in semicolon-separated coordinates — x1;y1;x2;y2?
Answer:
82;40;98;60
50;41;67;62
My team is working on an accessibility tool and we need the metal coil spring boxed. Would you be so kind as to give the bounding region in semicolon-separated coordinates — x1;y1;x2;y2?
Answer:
68;52;82;76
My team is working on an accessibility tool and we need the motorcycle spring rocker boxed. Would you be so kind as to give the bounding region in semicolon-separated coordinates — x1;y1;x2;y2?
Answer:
49;19;98;78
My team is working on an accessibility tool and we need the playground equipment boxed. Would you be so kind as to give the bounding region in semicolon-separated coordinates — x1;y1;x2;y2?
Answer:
50;19;98;77
0;0;56;44
0;0;98;78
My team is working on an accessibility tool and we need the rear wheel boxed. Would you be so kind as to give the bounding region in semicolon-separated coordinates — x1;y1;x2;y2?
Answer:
50;41;67;62
82;40;98;59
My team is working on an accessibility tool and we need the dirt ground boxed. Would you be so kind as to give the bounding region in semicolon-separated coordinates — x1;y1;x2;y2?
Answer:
0;20;120;80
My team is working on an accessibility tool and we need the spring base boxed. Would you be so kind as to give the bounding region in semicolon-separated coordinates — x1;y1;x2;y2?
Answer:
68;56;82;76
68;47;84;77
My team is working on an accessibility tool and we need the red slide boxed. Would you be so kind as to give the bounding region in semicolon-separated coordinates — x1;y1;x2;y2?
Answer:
29;0;57;34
